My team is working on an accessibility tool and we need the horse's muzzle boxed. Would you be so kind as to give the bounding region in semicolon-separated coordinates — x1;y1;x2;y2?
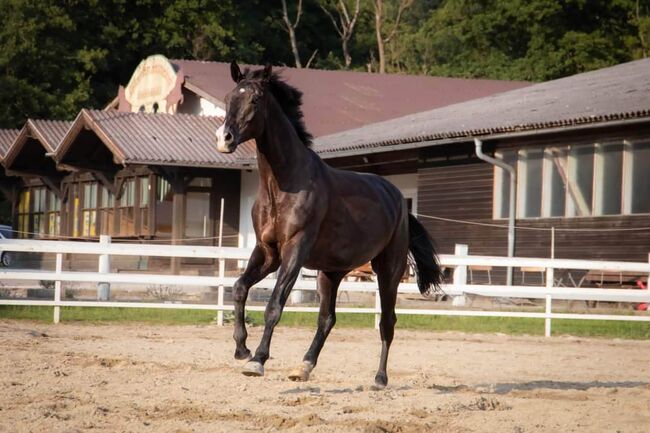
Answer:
216;123;238;153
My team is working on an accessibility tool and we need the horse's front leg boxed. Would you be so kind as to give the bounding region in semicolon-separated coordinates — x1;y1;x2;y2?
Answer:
233;243;279;360
242;235;312;376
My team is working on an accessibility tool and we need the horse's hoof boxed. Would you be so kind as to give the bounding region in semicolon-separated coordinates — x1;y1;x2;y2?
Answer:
234;348;252;361
373;373;388;390
242;361;264;377
288;362;314;382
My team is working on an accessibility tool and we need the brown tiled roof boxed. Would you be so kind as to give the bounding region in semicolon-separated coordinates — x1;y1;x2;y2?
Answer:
172;60;530;138
2;120;72;168
28;120;72;152
314;59;650;157
0;129;20;160
57;110;256;168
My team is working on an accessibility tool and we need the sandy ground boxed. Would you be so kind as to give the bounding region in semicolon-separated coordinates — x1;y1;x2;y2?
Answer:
1;320;649;433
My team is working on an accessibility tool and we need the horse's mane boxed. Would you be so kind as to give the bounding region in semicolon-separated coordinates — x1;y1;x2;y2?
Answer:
244;68;313;147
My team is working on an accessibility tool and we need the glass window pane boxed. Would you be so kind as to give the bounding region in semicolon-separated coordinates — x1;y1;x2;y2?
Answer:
599;144;623;215
631;142;650;213
155;177;173;237
120;179;135;207
101;187;114;208
185;192;211;237
140;177;149;207
519;149;543;218
545;148;567;217
156;177;171;202
83;183;98;209
496;151;516;219
188;177;211;188
567;146;594;216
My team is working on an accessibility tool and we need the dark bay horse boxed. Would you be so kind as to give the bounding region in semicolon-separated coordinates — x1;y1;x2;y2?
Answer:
215;61;442;388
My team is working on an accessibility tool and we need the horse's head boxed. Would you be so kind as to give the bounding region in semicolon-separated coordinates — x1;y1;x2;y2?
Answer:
216;61;272;153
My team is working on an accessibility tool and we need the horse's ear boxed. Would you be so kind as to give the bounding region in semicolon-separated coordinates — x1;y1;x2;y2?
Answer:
263;63;273;80
230;60;243;83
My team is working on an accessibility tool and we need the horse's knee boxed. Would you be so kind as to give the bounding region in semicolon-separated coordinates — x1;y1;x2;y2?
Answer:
264;303;282;325
233;279;249;303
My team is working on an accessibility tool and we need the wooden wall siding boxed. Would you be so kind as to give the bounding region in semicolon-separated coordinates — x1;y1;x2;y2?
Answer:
417;162;650;264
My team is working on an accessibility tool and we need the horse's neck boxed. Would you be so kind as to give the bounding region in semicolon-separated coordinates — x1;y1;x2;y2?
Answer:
255;99;312;192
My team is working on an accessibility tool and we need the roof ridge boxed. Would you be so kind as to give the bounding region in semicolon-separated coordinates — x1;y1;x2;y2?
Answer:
172;58;529;84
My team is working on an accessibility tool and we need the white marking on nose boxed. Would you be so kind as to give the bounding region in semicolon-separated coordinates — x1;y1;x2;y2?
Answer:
239;87;246;93
216;123;228;153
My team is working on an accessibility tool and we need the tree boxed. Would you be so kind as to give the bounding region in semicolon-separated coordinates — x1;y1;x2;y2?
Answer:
320;0;361;68
372;0;414;73
282;0;317;69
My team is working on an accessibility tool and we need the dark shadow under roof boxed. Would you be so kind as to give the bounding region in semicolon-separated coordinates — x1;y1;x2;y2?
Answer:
313;58;650;157
3;120;72;169
173;59;530;138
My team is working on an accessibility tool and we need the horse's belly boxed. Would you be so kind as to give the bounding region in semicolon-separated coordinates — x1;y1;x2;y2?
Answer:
303;226;390;272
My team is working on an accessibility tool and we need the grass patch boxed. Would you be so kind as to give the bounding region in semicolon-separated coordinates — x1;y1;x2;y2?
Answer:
1;306;648;339
0;305;216;324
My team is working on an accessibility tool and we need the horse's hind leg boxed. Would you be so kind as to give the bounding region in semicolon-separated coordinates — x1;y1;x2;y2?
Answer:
371;231;408;389
289;271;345;381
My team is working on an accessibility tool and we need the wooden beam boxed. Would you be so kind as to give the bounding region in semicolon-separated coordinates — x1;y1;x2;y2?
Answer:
39;176;64;199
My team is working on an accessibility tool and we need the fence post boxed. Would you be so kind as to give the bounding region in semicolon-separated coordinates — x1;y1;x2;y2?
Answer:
217;258;225;326
216;198;225;326
374;286;381;330
291;270;304;304
452;244;468;306
544;294;552;337
97;235;111;301
53;253;62;324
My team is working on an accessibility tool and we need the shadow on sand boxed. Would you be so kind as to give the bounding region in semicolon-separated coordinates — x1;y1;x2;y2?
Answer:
430;380;648;394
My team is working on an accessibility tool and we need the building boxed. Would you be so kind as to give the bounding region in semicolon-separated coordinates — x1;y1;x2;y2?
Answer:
315;58;650;269
0;55;528;273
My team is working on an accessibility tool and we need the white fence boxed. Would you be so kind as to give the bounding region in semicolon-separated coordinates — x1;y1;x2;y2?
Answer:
0;238;649;337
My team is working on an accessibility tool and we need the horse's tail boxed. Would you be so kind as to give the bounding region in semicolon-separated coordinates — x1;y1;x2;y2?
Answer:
407;213;444;295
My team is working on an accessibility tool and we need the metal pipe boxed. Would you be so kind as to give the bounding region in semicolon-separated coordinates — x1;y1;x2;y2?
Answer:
474;138;516;286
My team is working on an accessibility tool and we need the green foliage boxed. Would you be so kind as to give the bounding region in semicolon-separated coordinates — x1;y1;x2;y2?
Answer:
401;0;646;80
1;0;649;128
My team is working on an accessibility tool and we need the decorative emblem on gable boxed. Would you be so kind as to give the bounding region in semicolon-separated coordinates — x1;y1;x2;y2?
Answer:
118;55;184;114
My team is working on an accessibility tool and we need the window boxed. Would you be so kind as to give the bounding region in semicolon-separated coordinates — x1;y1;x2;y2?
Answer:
17;190;30;238
542;147;567;217
32;187;47;236
155;176;173;237
117;179;136;236
72;184;80;237
517;149;543;218
594;143;623;215
566;145;594;217
185;177;213;239
139;176;150;234
99;186;115;236
626;142;650;214
46;190;61;236
82;182;98;237
494;142;650;219
494;151;516;219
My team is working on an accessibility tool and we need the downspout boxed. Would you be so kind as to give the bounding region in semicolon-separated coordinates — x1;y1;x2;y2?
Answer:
474;138;516;286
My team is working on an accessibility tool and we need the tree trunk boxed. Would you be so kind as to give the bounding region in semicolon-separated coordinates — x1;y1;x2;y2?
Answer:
374;0;386;73
288;25;302;68
342;38;352;68
282;0;304;68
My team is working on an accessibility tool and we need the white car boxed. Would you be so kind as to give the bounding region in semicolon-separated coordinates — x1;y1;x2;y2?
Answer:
0;225;12;267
